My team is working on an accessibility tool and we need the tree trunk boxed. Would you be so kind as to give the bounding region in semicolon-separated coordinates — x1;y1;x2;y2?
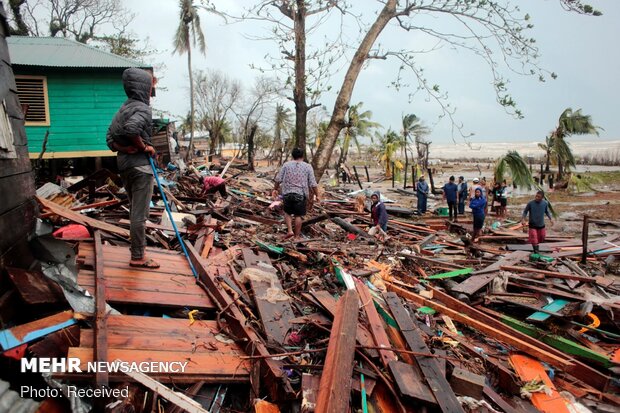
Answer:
247;124;257;171
293;0;308;159
545;149;551;172
311;0;396;181
186;40;195;162
557;153;564;180
9;0;29;35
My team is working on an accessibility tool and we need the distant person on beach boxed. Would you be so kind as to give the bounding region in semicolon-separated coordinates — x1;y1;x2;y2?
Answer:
469;188;487;242
416;176;429;214
442;175;458;222
457;176;468;215
521;190;554;254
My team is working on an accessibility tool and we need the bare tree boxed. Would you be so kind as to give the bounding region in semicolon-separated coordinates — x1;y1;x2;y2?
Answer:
194;70;242;160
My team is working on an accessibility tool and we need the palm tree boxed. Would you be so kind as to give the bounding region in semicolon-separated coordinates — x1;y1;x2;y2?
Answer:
537;135;554;173
337;103;380;166
551;108;601;180
269;104;293;165
375;129;402;178
173;0;206;161
401;114;430;179
494;151;536;188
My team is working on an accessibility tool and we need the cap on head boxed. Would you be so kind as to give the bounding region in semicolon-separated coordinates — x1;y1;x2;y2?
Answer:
371;190;381;200
473;178;480;183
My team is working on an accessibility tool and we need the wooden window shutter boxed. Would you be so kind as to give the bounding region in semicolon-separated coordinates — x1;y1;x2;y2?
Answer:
15;76;50;126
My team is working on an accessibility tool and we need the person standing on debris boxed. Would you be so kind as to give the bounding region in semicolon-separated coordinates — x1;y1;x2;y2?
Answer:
521;190;554;253
416;176;429;214
469;177;481;199
500;180;509;217
106;67;159;269
202;175;228;199
469;188;487;242
442;175;459;222
457;176;468;215
273;148;319;240
369;191;388;241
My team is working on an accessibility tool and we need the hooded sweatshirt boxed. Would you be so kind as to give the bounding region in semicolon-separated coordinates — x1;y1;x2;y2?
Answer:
106;68;153;171
371;191;388;229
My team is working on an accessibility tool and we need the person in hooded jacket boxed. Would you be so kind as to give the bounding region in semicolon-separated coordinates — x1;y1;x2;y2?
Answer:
106;68;159;268
369;191;388;240
469;187;487;242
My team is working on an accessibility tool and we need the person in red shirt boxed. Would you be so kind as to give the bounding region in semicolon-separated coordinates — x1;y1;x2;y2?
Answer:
202;176;228;198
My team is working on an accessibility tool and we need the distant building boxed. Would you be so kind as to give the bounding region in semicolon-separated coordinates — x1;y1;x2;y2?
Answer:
6;36;153;160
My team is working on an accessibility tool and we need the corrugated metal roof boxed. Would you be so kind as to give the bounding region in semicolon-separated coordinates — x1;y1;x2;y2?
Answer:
7;36;151;69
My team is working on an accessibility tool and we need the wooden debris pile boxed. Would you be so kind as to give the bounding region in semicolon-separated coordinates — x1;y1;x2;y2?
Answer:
1;161;619;413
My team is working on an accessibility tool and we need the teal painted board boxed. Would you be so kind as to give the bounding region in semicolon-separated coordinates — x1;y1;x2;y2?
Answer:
526;299;570;323
21;69;128;155
426;267;473;280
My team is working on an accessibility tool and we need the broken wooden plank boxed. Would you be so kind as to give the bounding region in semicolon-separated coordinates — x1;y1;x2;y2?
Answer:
37;196;129;237
384;292;464;413
509;354;571;413
449;367;485;399
118;359;210;413
0;310;75;351
452;251;529;295
242;248;295;345
6;267;65;304
315;289;359;413
501;265;594;283
526;299;570;323
94;231;108;387
186;243;294;399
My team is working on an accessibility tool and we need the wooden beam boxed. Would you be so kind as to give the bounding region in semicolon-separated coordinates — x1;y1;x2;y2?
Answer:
185;243;294;400
355;281;396;367
37;196;129;237
384;292;464;413
315;289;359;413
500;265;594;282
118;360;210;413
385;282;571;369
94;231;108;387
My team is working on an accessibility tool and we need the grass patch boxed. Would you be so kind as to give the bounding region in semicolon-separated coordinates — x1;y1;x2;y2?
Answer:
578;170;620;185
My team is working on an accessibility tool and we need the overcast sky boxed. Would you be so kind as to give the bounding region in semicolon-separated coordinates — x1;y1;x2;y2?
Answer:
128;0;618;146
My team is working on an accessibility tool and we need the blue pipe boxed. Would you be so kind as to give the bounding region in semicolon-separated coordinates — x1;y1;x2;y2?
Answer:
148;156;199;278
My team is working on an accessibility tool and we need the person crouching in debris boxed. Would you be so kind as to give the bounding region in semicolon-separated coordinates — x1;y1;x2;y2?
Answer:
106;67;159;269
273;148;319;240
469;188;486;242
521;190;554;253
202;175;228;199
368;191;388;241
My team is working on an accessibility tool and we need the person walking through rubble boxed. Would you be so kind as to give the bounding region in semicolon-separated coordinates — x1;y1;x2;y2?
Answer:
273;148;319;240
416;175;429;214
442;175;459;222
521;190;554;253
368;191;388;241
457;176;467;215
106;68;159;269
469;188;486;242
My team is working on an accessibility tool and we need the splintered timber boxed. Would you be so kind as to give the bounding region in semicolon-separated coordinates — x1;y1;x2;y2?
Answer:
21;358;189;373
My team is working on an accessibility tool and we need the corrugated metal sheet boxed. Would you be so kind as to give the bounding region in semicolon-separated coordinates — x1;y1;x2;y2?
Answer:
7;36;151;69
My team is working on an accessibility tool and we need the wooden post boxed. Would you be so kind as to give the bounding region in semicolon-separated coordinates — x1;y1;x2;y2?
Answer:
391;162;395;188
364;165;370;182
582;215;589;264
94;231;108;389
412;165;416;186
352;166;363;190
403;159;408;189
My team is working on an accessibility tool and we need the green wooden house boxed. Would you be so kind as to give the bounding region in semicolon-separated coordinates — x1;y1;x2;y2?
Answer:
6;36;152;159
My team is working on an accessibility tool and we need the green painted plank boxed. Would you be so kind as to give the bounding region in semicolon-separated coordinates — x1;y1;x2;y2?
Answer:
526;299;570;323
500;315;612;367
426;267;473;280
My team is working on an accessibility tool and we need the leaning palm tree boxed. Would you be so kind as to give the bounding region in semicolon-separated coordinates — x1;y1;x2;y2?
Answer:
269;104;293;164
337;103;381;166
551;108;601;180
537;135;555;173
173;0;206;161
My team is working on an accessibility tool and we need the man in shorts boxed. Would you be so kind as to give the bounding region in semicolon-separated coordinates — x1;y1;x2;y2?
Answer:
522;190;554;253
273;148;319;239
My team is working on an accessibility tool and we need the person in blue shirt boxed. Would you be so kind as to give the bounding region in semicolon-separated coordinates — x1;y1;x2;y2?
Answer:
457;176;468;215
416;176;429;214
442;175;459;222
469;187;487;241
